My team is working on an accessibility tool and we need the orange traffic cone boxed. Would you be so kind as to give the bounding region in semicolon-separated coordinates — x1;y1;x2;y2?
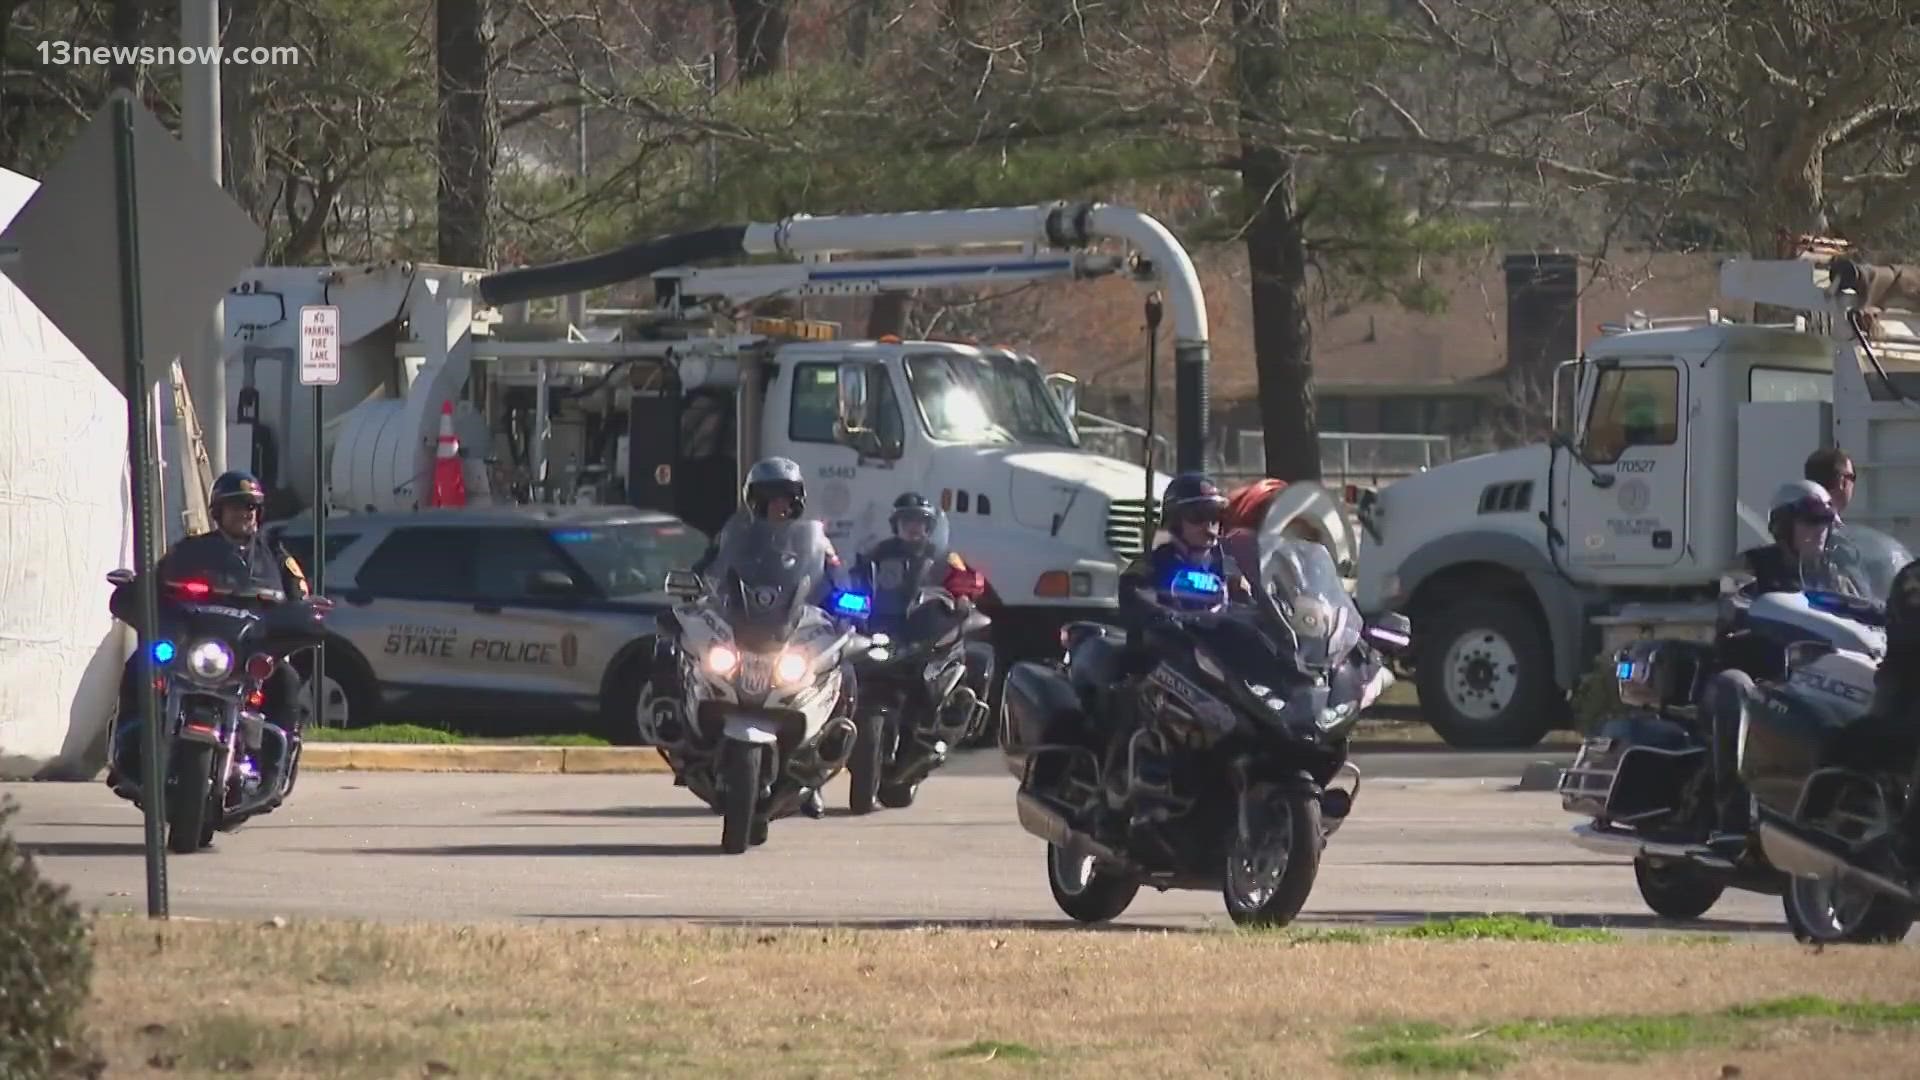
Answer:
431;400;467;507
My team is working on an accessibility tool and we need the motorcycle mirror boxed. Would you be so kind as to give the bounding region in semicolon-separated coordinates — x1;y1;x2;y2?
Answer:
106;568;135;587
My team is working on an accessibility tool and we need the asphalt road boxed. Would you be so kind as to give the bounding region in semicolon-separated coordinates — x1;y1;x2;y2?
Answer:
2;747;1803;936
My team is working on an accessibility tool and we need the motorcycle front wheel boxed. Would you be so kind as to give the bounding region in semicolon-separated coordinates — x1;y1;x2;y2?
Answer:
1222;790;1323;928
166;742;217;854
848;707;885;815
720;740;764;855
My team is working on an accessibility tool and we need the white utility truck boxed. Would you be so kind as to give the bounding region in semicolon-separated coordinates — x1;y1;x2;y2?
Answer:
214;201;1356;713
1353;243;1920;747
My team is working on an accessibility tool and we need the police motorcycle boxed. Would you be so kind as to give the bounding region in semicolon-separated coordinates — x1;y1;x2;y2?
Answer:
104;565;330;853
653;517;874;854
844;506;992;813
1740;567;1920;942
1558;526;1915;941
1000;509;1412;927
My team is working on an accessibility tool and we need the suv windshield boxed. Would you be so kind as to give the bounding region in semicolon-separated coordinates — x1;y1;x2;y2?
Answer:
903;351;1078;448
551;521;709;598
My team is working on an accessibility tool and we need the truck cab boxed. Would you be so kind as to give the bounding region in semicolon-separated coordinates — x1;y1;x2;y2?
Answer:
1356;312;1837;748
663;335;1162;679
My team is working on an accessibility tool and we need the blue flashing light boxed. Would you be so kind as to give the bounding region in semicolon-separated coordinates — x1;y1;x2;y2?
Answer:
1170;568;1225;597
551;530;592;543
151;640;176;664
832;590;872;616
1616;659;1634;680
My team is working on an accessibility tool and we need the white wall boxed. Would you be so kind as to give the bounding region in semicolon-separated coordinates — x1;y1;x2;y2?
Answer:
0;166;136;780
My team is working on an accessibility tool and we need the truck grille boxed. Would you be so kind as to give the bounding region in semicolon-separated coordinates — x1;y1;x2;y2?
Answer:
1106;498;1151;559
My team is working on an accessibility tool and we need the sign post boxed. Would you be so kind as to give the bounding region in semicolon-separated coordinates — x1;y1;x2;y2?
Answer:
0;88;266;918
299;306;339;729
110;95;169;918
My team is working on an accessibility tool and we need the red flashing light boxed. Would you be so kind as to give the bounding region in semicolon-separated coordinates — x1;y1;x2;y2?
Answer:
245;653;275;681
245;690;265;709
175;579;212;599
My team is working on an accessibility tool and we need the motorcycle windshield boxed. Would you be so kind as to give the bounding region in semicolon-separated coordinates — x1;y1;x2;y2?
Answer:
1825;524;1912;603
704;517;834;648
1254;534;1363;671
153;566;269;680
857;510;954;630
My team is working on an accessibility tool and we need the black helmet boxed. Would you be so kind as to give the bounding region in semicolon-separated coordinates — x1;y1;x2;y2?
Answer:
1768;479;1835;542
743;456;805;518
890;492;935;534
1159;472;1227;528
209;470;266;511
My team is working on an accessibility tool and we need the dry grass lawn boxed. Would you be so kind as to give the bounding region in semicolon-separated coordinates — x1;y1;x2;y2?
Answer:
77;915;1920;1078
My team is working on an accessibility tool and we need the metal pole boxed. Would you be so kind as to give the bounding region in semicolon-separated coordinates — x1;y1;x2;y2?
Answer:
311;384;326;729
182;0;226;473
115;94;168;918
533;357;550;502
1141;292;1164;543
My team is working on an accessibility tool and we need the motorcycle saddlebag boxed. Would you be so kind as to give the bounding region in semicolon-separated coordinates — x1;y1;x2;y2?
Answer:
1559;709;1703;821
1001;660;1088;779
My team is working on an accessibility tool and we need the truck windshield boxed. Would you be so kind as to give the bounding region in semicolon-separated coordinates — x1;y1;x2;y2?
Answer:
550;521;709;598
904;351;1078;448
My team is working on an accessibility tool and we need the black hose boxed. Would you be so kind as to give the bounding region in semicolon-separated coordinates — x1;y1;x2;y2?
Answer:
476;225;751;306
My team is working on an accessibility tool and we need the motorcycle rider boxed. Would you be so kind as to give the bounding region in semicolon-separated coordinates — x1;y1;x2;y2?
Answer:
852;493;987;632
1737;480;1857;596
1703;480;1863;841
1101;473;1253;825
106;471;310;800
676;456;854;818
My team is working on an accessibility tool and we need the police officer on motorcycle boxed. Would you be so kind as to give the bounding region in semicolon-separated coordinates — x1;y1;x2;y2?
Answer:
677;456;854;818
853;493;987;626
1100;474;1253;822
106;471;310;798
1740;480;1858;596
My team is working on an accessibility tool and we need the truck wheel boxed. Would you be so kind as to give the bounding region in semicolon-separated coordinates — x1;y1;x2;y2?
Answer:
1416;596;1560;749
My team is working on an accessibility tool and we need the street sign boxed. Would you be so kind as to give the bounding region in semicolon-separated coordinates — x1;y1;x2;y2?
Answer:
0;89;263;397
299;305;340;385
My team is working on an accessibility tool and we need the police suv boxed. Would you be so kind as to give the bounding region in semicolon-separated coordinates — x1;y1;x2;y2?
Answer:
270;505;709;741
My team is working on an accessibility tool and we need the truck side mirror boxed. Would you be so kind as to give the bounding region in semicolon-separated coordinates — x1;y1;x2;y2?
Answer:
833;361;890;459
835;362;870;432
1044;372;1079;423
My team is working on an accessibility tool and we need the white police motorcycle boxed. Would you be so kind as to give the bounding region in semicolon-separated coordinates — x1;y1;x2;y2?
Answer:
650;517;874;853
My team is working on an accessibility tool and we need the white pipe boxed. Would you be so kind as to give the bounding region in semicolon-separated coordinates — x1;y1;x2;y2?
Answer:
1083;204;1209;347
741;201;1210;348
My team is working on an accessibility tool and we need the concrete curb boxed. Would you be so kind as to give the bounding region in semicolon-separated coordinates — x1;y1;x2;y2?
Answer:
1516;760;1567;792
299;744;672;774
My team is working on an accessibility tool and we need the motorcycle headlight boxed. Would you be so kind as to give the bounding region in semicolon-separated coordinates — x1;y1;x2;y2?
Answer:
706;644;740;677
186;639;234;682
775;650;809;685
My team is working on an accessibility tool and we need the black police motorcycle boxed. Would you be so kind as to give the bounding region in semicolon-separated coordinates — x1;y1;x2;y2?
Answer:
1559;527;1915;941
845;508;992;813
105;566;330;853
1000;511;1411;926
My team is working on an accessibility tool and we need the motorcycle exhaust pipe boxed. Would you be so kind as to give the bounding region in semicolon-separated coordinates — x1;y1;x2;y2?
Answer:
1015;790;1125;866
1569;822;1737;871
1756;819;1919;905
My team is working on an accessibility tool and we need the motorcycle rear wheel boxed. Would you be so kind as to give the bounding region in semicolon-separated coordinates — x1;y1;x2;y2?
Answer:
720;741;764;855
1783;876;1915;944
